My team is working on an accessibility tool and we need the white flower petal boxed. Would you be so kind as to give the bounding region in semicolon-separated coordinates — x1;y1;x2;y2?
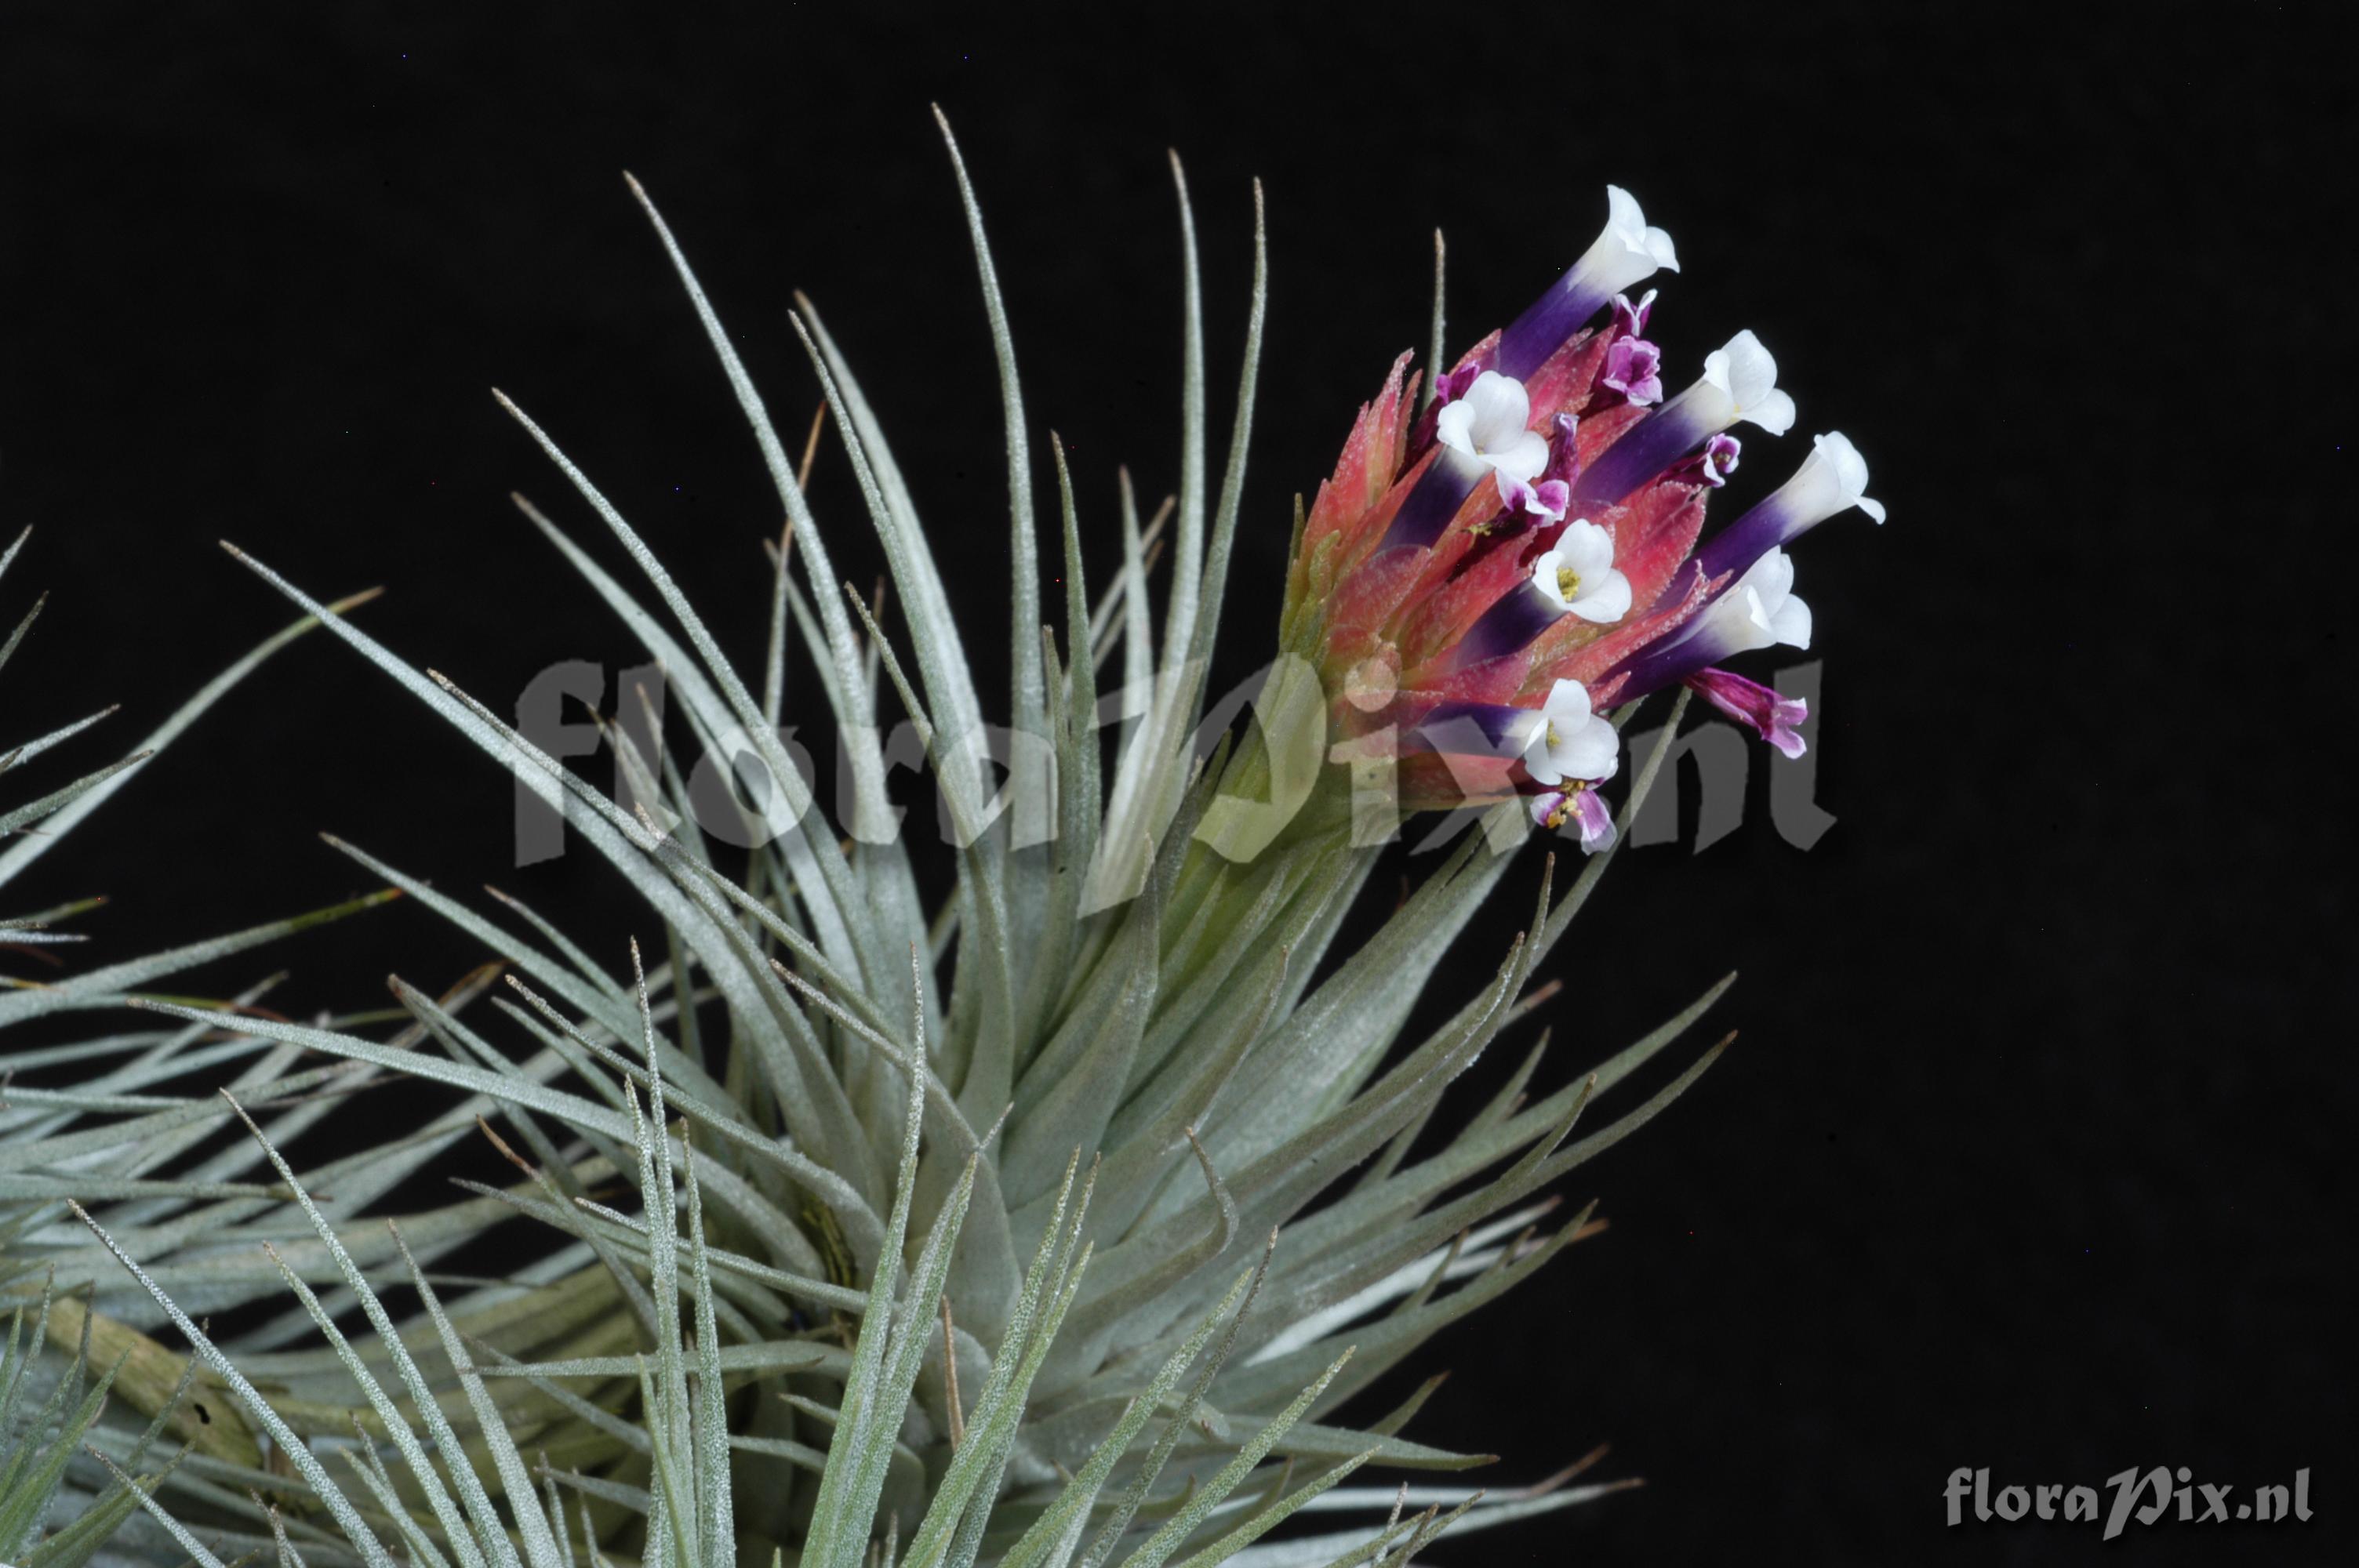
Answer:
1568;568;1632;623
1817;430;1867;490
1465;372;1531;449
1521;728;1565;785
1742;586;1776;635
1434;398;1476;456
1573;187;1679;304
1721;331;1778;406
1493;429;1550;485
1764;431;1883;533
1692;550;1805;655
1440;372;1551;488
1699;586;1775;655
1555;716;1621;782
1747;548;1796;604
1525;679;1619;784
1812;431;1884;521
1605;186;1646;242
1544;678;1593;728
1744;387;1797;436
1529;549;1571;611
1559;519;1615;577
1675;330;1794;439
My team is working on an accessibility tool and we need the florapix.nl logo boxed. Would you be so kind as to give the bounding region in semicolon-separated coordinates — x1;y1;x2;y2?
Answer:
508;654;1839;891
1945;1466;2312;1539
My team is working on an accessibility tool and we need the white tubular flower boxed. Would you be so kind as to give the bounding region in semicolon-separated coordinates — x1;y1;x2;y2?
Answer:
1530;520;1632;623
1695;329;1797;435
1434;371;1550;490
1687;432;1884;584
1521;677;1620;786
1580;330;1798;506
1573;185;1681;300
1773;430;1888;528
1699;548;1812;655
1496;189;1678;379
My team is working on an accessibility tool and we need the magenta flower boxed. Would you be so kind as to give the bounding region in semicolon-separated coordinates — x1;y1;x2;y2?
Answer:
1688;666;1812;758
1674;432;1743;488
1601;335;1664;405
1532;784;1619;852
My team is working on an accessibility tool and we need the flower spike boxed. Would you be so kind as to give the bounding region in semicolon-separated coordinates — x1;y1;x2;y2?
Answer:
1282;184;1879;804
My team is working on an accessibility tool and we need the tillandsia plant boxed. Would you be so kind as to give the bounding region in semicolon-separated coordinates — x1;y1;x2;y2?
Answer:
8;114;1883;1567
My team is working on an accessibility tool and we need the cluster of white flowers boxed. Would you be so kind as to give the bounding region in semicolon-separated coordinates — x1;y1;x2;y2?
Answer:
1370;184;1887;839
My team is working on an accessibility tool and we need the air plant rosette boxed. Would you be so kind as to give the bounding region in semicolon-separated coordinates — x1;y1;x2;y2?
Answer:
7;118;1881;1567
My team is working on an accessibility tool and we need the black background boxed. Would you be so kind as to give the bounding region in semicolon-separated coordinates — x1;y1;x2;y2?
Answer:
4;4;2350;1563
